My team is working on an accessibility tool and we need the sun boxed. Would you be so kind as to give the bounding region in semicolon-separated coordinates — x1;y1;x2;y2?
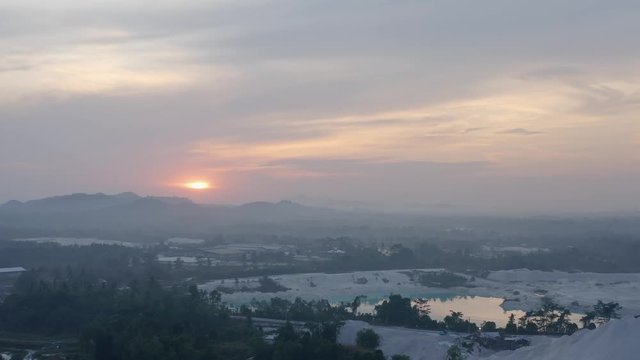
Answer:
183;181;211;190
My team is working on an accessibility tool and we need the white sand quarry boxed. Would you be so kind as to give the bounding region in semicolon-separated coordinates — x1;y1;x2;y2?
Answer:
481;316;640;360
201;268;640;324
338;317;640;360
469;269;640;316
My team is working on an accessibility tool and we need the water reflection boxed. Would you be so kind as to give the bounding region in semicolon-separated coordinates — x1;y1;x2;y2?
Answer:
357;296;526;327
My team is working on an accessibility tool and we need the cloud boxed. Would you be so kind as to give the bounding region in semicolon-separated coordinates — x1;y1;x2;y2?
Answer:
498;128;543;135
521;66;583;81
572;83;640;116
1;0;640;212
267;158;494;176
463;127;484;134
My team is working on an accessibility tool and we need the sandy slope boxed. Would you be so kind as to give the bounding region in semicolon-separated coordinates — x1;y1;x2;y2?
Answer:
339;317;640;360
338;320;462;360
482;317;640;360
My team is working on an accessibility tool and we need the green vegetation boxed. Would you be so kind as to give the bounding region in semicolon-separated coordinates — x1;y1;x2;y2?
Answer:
580;301;622;329
0;273;395;360
256;276;290;292
446;345;465;360
3;233;640;291
0;276;256;359
243;297;352;323
355;329;380;350
216;276;289;294
0;239;632;359
480;321;497;332
372;294;477;332
254;324;385;360
374;295;420;327
240;293;487;334
391;355;411;360
500;298;578;335
443;311;478;333
414;271;468;288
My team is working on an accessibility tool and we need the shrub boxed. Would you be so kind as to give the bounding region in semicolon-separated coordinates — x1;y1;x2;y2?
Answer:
417;271;468;288
481;321;497;332
356;328;380;349
391;355;411;360
446;345;465;360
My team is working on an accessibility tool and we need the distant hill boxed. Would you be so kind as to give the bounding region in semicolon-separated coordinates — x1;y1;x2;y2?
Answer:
0;192;342;234
2;192;640;240
2;192;142;213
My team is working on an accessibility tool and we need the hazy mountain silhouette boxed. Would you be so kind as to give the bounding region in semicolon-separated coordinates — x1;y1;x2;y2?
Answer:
2;192;639;240
2;192;142;213
0;192;341;233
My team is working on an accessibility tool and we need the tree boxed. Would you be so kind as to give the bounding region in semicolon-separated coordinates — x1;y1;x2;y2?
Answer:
580;312;596;330
505;314;517;334
356;329;380;350
446;345;465;360
413;298;431;317
481;321;497;332
391;355;411;360
519;298;577;335
592;300;622;323
208;290;222;305
351;295;364;314
417;271;468;288
389;244;415;264
374;294;419;326
443;311;477;332
581;301;622;328
276;323;299;343
444;311;464;328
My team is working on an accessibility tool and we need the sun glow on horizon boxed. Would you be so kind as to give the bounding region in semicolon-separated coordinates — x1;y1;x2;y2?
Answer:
183;181;211;190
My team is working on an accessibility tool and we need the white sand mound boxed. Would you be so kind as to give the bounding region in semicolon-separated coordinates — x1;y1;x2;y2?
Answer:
340;317;640;360
484;317;640;360
339;320;460;360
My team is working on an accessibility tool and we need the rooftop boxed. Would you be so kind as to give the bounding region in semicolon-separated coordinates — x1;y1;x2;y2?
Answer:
0;267;27;274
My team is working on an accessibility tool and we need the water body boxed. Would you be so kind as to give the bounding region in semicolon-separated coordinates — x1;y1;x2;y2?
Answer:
202;269;584;327
357;295;526;327
224;292;524;327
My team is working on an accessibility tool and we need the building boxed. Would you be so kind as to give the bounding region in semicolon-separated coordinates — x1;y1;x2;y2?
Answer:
0;267;27;299
0;267;27;274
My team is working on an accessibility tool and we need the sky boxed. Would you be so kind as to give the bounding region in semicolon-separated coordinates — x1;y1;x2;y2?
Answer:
1;0;639;214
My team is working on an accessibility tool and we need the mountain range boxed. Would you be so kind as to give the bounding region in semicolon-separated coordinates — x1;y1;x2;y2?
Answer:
3;192;640;240
0;192;342;234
